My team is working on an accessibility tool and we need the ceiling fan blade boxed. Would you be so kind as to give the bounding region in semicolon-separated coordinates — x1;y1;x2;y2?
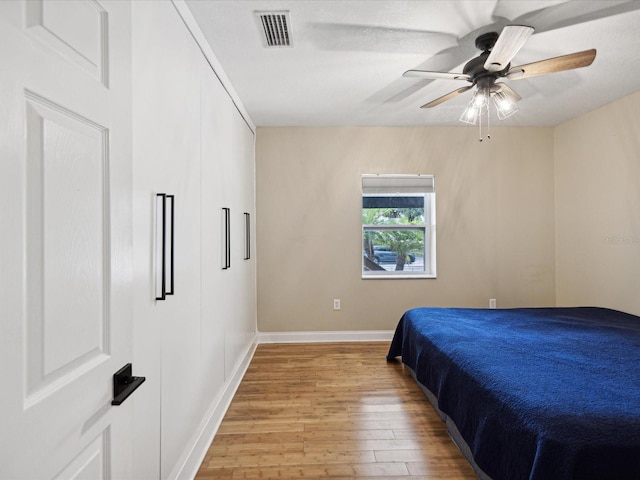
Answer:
506;49;596;80
404;70;471;81
510;1;640;37
494;83;521;102
420;86;473;108
484;25;535;72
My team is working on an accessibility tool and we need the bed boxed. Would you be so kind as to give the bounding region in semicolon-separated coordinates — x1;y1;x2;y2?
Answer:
387;307;640;480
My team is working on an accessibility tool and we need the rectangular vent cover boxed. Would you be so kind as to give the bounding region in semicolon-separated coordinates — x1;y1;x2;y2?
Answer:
255;11;291;47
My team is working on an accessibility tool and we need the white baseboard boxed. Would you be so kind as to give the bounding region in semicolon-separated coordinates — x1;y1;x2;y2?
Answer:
178;334;258;480
257;330;394;344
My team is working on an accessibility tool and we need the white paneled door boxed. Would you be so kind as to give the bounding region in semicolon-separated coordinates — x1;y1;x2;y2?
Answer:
0;1;134;478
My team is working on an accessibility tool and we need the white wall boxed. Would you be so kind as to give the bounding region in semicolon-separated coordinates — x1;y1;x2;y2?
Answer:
555;90;640;316
256;126;557;332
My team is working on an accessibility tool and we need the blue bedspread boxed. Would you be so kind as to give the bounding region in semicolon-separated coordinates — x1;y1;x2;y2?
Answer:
387;307;640;480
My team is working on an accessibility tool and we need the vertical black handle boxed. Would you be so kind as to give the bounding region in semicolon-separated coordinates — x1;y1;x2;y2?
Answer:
156;194;167;300
156;193;175;301
222;208;231;270
244;212;250;260
166;195;175;296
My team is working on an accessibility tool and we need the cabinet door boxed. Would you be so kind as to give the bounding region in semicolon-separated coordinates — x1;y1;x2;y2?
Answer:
201;52;256;384
132;3;258;477
132;2;204;478
158;36;203;480
225;113;257;377
200;55;228;398
0;1;134;478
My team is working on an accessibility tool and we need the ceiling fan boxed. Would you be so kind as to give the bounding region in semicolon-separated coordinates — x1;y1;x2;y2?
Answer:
404;25;596;123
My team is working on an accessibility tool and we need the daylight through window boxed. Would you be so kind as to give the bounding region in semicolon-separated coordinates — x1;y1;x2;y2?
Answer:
362;174;436;278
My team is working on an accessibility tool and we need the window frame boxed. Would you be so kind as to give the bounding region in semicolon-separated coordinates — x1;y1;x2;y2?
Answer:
361;175;436;279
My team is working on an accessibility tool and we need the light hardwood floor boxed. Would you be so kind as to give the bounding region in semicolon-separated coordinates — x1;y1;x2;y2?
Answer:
195;342;478;479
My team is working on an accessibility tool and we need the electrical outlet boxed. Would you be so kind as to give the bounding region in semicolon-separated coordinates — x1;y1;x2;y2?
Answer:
333;299;341;311
489;298;497;309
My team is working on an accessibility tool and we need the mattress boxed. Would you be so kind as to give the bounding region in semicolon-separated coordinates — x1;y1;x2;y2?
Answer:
387;307;640;480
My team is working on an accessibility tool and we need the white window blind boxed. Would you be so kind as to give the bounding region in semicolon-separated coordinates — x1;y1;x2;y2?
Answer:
362;174;435;195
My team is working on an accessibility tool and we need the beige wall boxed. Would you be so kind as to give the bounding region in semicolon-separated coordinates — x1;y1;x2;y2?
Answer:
256;126;556;332
555;90;640;316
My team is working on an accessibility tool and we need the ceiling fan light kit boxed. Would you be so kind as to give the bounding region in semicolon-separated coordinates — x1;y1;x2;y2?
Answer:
459;87;518;124
459;103;480;125
404;24;596;141
494;90;519;120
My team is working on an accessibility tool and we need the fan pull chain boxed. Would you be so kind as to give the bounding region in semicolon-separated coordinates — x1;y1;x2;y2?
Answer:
478;104;492;142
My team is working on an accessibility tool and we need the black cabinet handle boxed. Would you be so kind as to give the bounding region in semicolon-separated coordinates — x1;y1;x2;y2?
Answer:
111;363;145;406
222;208;230;270
166;194;175;296
156;193;175;300
244;212;250;260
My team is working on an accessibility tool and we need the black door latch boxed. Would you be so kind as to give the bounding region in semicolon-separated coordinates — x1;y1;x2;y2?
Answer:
112;363;146;406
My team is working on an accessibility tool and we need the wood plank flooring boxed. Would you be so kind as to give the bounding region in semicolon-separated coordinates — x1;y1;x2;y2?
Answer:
195;342;478;479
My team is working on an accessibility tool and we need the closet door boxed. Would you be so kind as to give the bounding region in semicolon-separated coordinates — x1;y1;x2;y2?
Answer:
132;3;258;477
199;55;228;403
0;1;135;478
157;28;203;480
225;111;257;378
201;57;256;382
132;2;203;478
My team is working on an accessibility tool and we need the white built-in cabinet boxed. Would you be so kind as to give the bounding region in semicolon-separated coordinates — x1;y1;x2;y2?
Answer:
132;2;256;478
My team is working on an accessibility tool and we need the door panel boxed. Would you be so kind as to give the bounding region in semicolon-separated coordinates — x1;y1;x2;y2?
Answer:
0;1;133;478
25;92;110;399
25;0;109;85
52;431;111;480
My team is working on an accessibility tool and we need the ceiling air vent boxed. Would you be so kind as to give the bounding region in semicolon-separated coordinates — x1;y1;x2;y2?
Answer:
255;11;291;48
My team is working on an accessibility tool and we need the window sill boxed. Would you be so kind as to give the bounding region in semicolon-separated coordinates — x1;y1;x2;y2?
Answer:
362;274;437;280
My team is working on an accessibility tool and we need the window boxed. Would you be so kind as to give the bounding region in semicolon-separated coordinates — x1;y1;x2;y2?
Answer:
362;174;436;278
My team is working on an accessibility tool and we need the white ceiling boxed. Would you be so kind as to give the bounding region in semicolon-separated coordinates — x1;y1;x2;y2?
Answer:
185;0;640;127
